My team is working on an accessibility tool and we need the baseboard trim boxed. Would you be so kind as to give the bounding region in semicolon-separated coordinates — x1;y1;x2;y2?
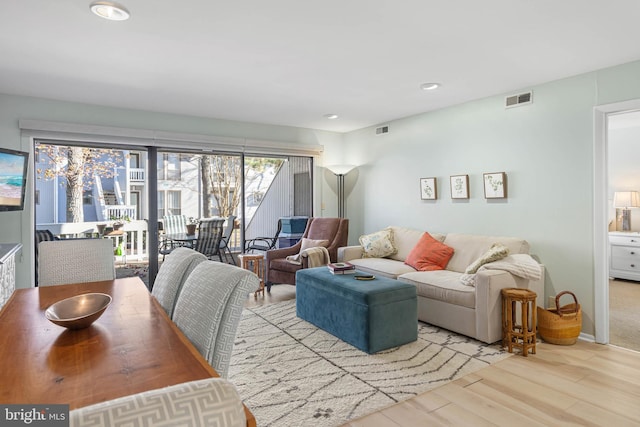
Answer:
578;332;596;342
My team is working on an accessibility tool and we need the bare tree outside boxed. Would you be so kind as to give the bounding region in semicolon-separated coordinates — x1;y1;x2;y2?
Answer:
36;143;123;223
199;155;283;218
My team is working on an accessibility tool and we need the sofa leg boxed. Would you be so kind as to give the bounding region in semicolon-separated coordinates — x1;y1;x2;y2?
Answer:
266;282;272;293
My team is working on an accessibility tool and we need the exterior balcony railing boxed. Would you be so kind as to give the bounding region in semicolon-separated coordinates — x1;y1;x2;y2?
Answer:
104;205;137;222
129;168;145;182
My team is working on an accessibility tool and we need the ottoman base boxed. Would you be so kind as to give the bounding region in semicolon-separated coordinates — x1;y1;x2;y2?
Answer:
296;267;417;353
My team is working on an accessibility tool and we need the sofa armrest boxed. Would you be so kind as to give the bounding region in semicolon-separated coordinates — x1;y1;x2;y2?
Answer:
338;245;363;262
474;270;518;344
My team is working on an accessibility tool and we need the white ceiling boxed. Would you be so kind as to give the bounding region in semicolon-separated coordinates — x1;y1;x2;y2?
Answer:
2;1;640;133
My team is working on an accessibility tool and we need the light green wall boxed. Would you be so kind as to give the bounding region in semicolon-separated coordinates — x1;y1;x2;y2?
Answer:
342;59;640;336
0;94;343;290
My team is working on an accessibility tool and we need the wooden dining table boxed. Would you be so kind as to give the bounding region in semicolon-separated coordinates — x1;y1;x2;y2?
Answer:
0;277;256;427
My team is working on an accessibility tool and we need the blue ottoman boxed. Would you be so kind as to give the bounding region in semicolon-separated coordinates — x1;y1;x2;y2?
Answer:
296;267;417;353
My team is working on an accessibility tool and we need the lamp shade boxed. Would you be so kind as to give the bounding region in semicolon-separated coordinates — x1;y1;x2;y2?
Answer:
325;164;357;176
613;191;640;208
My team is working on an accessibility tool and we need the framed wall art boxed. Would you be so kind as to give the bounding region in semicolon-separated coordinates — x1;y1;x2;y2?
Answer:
450;175;469;199
420;177;437;200
483;172;507;199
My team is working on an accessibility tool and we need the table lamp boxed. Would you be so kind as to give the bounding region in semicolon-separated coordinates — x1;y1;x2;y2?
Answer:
613;191;640;231
326;165;357;218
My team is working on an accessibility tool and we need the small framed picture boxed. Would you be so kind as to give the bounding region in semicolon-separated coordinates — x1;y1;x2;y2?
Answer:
450;175;469;199
420;177;437;200
483;172;507;199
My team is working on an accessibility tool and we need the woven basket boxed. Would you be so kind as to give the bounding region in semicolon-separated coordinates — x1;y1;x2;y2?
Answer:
537;291;582;345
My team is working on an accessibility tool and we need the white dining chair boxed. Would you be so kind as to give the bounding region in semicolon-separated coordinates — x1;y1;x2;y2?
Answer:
38;239;116;287
151;247;207;318
69;378;246;427
172;261;259;378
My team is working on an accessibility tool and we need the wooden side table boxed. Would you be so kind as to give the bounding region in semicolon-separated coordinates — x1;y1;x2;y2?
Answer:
501;288;537;357
237;253;265;297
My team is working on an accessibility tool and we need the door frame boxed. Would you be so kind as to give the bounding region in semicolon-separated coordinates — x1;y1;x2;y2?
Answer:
594;99;640;344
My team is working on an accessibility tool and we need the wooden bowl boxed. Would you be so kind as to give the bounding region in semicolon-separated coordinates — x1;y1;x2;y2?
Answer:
45;293;112;330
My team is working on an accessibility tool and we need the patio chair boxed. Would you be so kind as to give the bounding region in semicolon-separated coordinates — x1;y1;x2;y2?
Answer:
265;217;349;290
217;215;237;264
194;218;225;260
151;247;207;318
159;215;190;258
38;239;116;287
172;261;259;378
245;218;282;253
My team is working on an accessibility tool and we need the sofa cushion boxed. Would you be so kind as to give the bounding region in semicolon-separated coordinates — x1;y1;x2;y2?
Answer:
443;233;530;273
404;233;454;271
398;270;476;309
388;226;445;262
359;228;397;258
349;257;416;279
464;243;510;274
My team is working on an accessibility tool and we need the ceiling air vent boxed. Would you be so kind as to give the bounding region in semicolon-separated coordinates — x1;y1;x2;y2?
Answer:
505;91;533;109
376;125;389;135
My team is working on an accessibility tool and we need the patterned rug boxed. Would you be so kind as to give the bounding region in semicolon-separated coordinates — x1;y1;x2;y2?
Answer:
229;300;510;427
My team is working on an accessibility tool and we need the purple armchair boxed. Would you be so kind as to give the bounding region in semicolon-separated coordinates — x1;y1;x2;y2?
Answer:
265;217;349;290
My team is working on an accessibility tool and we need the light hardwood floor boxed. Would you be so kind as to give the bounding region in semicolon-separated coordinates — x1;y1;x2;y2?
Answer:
248;285;640;426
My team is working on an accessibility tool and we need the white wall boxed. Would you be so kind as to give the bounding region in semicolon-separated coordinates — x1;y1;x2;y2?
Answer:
342;59;640;337
0;94;344;290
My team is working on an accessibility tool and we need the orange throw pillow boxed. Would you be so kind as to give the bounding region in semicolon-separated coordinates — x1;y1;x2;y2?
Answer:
404;232;454;271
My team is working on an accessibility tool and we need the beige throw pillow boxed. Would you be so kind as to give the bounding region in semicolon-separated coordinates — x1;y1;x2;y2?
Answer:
464;243;510;274
300;238;329;252
359;228;397;258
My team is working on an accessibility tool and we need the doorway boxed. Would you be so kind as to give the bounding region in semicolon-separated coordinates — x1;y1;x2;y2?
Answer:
594;100;640;347
606;110;640;352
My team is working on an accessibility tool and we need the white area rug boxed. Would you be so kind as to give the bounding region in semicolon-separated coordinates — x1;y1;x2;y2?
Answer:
229;300;510;427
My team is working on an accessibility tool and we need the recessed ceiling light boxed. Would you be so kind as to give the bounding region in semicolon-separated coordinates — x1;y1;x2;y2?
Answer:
90;1;130;21
420;83;441;91
324;114;339;120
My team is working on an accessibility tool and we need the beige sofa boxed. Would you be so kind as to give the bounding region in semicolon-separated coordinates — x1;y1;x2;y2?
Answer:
338;226;544;344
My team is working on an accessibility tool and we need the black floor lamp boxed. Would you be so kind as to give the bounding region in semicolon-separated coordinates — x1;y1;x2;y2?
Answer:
326;165;356;218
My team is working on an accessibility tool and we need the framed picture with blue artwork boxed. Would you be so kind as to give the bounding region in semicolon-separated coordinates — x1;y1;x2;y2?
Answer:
483;172;507;199
420;177;437;200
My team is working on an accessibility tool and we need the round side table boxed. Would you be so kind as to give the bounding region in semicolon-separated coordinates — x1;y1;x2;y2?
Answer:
237;253;265;297
501;288;537;357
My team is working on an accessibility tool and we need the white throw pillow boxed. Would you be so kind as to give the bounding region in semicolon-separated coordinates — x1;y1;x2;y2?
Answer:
359;228;397;258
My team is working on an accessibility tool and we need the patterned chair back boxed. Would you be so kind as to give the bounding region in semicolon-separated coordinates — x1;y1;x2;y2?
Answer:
151;247;207;318
172;261;259;378
70;378;246;427
162;214;188;235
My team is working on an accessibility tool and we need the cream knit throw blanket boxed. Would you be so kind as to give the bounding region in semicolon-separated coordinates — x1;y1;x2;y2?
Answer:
286;246;330;267
460;253;542;286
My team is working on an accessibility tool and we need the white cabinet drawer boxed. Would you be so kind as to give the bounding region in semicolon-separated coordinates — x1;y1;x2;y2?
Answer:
610;234;640;247
611;246;640;258
611;256;640;272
